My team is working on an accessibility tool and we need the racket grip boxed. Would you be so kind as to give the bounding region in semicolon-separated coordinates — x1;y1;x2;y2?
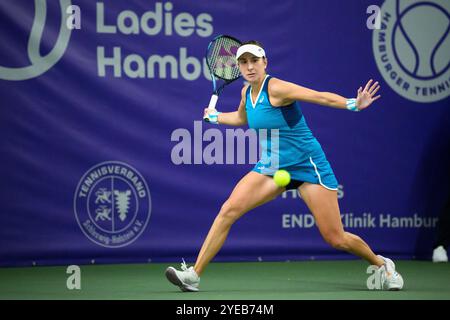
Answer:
208;94;218;110
204;94;218;122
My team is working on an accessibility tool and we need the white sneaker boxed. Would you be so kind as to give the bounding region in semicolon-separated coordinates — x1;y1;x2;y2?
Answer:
165;259;200;292
377;255;404;291
432;246;448;263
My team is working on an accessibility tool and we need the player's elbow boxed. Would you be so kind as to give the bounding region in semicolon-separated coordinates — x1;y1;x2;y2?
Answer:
237;118;247;126
236;114;247;126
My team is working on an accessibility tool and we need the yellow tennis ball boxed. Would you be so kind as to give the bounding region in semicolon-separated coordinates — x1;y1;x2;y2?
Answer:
273;170;291;187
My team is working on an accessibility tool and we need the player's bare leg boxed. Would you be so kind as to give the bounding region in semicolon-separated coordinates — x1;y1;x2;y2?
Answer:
298;182;384;266
194;171;284;276
165;172;283;291
298;182;404;290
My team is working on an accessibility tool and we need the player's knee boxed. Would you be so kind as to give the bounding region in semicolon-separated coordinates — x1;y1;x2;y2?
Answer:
218;201;242;225
323;232;348;250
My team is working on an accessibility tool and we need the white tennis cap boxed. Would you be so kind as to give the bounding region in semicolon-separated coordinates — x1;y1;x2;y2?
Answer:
236;44;266;60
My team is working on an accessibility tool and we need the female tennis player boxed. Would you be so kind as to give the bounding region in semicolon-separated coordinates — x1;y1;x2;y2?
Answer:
165;40;404;291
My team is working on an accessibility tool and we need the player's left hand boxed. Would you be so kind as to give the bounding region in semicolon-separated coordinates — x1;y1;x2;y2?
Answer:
356;79;381;110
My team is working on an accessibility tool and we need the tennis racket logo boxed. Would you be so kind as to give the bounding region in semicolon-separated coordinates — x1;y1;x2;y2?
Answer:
215;46;239;66
372;0;450;103
211;43;239;79
0;0;73;81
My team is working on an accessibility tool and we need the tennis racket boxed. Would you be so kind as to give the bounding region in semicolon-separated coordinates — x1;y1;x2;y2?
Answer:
204;35;242;122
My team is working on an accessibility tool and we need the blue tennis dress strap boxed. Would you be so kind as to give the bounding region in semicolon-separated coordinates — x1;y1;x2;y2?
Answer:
246;75;338;190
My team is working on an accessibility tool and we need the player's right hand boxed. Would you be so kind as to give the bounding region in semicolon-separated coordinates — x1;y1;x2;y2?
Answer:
203;108;221;124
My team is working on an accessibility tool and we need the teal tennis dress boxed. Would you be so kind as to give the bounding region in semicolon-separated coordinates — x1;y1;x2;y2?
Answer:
246;75;338;190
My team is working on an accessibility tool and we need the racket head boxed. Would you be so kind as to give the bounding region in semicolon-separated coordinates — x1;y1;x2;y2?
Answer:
206;35;242;83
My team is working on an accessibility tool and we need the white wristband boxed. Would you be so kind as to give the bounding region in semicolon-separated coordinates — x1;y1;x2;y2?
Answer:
207;110;221;124
346;98;360;112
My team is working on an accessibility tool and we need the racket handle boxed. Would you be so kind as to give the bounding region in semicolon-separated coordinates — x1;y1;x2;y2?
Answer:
204;94;218;122
208;94;218;110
